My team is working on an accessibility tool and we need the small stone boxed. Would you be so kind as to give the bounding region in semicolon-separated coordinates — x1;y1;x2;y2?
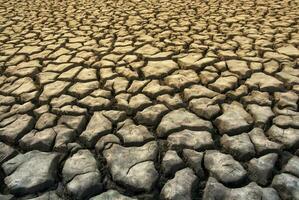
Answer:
0;142;16;165
102;110;126;124
78;96;110;110
168;129;213;150
202;177;227;199
116;119;154;145
245;72;284;92
276;70;299;85
58;115;86;134
0;114;35;144
90;89;111;98
164;69;199;89
53;105;87;115
273;115;299;128
128;94;152;112
267;125;299;149
103;141;158;192
68;81;99;98
95;134;121;153
189;97;221;120
272;173;299;200
2;151;60;195
247;104;274;128
115;66;137;80
37;72;59;85
283;156;299;177
277;45;299;57
160;168;198;200
199;71;218;85
135;44;160;55
214;61;227;71
157;108;213;137
274;91;298;111
161;150;184;176
248;153;278;186
204;150;247;184
241;91;272;106
53;125;76;151
209;75;238;93
18;46;42;54
220;133;255;161
62;150;102;199
51;95;76;108
58;67;82;80
182;149;205;178
226;60;251;78
35;113;57;130
177;53;203;69
264;60;280;74
135;104;168;126
33;105;50;118
127;80;150;93
190;57;218;70
105;77;129;94
142;60;178;78
142;80;174;98
215;101;253;135
19;128;56;152
40;81;71;102
203;177;280;200
157;94;184;109
183;85;219;101
79;112;112;147
0;95;15;106
250;62;263;72
1;77;35;95
227;85;248;100
76;68;97;81
264;52;291;60
248;128;282;155
99;68;117;80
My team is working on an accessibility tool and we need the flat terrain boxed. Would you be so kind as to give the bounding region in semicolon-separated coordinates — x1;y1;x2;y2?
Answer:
0;0;299;199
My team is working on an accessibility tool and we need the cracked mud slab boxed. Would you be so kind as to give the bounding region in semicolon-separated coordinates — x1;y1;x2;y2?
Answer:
0;0;299;199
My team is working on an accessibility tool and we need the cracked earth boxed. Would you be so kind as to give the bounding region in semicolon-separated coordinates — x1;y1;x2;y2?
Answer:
0;0;299;199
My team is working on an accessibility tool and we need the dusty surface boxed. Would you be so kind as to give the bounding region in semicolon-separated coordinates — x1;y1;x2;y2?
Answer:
0;0;299;199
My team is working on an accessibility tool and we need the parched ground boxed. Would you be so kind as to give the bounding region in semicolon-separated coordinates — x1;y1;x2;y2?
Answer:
0;0;299;199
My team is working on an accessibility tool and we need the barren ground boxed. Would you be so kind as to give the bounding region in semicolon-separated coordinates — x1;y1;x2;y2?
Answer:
0;0;299;199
